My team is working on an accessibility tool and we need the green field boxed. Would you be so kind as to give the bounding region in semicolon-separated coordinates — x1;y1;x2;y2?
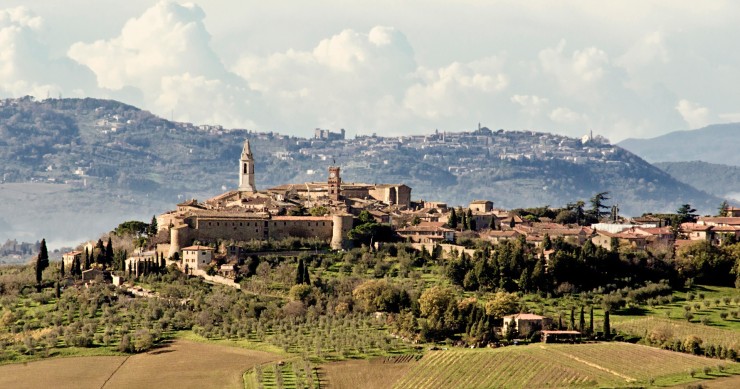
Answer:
391;342;739;388
613;316;740;351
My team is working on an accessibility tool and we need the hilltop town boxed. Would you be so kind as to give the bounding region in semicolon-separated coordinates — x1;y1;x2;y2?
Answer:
53;138;739;289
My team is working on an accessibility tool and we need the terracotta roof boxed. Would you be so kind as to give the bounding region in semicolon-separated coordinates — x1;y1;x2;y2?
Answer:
484;230;520;237
503;313;545;320
698;217;740;226
182;245;214;251
681;223;712;231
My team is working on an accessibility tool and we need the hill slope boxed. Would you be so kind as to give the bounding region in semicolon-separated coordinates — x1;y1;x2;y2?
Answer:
618;122;740;165
655;161;740;203
0;97;724;246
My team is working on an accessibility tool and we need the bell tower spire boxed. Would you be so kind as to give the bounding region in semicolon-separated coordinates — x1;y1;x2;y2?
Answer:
239;139;256;192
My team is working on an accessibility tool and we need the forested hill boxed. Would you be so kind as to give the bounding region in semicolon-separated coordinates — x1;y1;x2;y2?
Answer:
618;122;740;166
0;97;723;246
655;161;740;203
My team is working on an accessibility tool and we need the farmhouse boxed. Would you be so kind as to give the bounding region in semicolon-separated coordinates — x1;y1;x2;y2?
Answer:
502;313;551;336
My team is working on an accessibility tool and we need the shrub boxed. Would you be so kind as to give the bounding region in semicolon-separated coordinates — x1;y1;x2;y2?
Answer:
133;329;153;352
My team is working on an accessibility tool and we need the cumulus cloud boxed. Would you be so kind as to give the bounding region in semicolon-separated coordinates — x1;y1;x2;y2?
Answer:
538;40;610;100
511;94;549;116
234;25;422;132
0;7;96;98
68;1;261;128
675;99;710;129
404;59;509;121
549;107;588;125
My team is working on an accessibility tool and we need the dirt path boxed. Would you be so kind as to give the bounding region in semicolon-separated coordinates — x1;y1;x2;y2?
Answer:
542;345;636;382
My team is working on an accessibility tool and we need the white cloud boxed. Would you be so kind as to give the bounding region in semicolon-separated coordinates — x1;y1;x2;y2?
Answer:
511;94;549;116
0;7;96;98
549;107;588;125
233;25;420;133
675;99;710;129
67;1;261;128
538;40;610;100
403;58;509;121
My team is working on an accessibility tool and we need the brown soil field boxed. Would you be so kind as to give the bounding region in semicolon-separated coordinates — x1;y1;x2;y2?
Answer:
0;339;282;389
0;355;127;389
321;359;415;389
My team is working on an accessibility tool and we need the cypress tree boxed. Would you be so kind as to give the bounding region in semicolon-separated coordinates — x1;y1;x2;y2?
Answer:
448;208;458;229
603;310;611;340
105;237;114;268
303;261;311;285
59;260;65;278
589;306;594;335
149;215;158;237
35;239;49;291
296;258;305;285
570;307;575;330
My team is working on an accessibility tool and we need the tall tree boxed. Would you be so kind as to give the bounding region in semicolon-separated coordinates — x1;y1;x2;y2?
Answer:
569;307;575;330
588;192;610;222
676;204;698;223
148;215;158;237
59;259;65;278
303;261;311;285
717;200;730;217
589;306;594;335
448;208;458;229
603;310;611;340
567;201;586;225
295;257;305;285
35;239;49;290
105;237;114;268
579;306;585;332
95;239;105;264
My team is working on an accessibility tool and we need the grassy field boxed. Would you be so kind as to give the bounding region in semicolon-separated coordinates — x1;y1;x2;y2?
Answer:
0;339;281;389
613;316;740;350
626;285;740;330
391;342;739;388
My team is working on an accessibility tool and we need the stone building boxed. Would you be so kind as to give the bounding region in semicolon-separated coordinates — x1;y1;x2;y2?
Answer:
158;138;393;257
181;245;214;273
62;251;82;270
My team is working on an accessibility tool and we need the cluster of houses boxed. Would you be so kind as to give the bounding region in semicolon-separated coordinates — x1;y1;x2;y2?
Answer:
60;137;740;288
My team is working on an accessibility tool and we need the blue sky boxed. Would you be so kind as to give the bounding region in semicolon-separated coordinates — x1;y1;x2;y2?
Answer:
1;0;739;141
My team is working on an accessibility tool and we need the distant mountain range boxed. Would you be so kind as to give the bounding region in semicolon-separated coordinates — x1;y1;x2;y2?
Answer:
618;123;740;166
654;161;740;204
0;97;725;246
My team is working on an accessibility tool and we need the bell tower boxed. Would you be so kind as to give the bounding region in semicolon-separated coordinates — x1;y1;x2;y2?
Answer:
328;166;341;201
239;139;256;192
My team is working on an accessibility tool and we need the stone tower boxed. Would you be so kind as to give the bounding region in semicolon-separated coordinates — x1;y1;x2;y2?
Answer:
239;139;256;192
328;166;341;201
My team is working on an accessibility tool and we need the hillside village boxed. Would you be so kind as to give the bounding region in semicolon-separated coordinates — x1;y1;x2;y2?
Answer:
59;137;740;288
